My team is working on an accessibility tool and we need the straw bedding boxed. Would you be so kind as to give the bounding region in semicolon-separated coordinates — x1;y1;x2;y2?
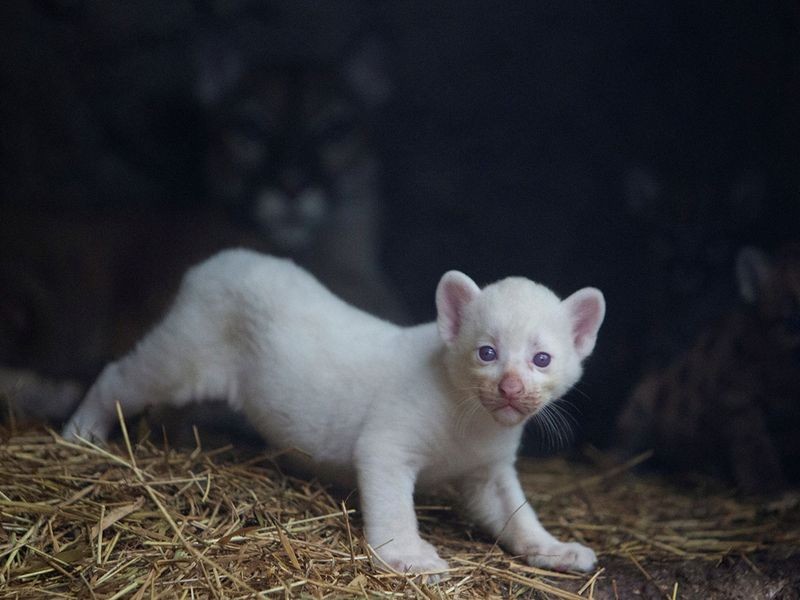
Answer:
1;415;798;599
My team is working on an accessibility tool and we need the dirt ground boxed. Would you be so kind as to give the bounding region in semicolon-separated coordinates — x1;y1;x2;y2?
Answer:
514;457;800;600
591;553;799;599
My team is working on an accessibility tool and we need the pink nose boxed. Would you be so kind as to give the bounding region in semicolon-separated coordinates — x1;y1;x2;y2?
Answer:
498;374;524;399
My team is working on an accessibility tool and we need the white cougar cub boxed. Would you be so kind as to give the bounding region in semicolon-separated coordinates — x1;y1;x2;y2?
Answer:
64;249;605;575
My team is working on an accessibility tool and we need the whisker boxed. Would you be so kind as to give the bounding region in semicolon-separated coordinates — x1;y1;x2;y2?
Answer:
555;396;581;414
539;409;555;452
550;403;577;446
566;384;593;403
531;407;554;451
531;402;575;452
549;400;579;427
455;398;482;438
544;409;560;451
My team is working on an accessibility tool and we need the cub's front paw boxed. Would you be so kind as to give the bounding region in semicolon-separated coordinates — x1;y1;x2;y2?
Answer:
373;539;449;579
62;412;109;443
525;541;597;572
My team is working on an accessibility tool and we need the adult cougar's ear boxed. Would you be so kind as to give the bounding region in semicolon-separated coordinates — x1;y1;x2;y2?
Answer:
736;247;772;304
342;35;393;109
192;26;245;108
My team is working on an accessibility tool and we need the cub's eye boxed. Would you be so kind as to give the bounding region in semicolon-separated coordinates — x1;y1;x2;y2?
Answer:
533;352;551;368
478;345;497;362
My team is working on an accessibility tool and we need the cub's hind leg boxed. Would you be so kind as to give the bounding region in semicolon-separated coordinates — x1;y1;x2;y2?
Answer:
63;296;232;442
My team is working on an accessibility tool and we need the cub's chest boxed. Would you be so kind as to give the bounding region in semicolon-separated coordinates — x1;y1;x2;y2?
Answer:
417;433;517;488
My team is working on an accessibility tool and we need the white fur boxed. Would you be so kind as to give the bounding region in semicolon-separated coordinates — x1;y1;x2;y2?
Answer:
64;249;605;575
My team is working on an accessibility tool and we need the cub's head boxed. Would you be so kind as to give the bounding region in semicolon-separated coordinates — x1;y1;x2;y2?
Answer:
436;271;605;427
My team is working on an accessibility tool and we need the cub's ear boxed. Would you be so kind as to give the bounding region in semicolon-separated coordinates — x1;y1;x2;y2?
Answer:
736;246;772;304
436;271;481;344
562;288;605;359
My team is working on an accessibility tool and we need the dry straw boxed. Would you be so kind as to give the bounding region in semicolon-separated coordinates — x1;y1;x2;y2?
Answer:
1;412;798;599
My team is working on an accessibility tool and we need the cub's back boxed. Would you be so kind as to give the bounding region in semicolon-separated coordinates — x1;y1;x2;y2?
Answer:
178;249;397;362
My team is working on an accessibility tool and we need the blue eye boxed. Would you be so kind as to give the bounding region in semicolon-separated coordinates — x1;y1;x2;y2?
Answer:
478;345;497;362
533;352;551;367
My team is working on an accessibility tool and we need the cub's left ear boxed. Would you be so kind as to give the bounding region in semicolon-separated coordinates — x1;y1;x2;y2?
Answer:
562;288;606;359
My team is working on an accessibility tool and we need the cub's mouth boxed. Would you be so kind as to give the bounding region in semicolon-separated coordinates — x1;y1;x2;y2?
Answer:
480;395;540;426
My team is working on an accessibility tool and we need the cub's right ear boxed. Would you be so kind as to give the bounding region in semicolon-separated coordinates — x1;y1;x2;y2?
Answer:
436;271;480;344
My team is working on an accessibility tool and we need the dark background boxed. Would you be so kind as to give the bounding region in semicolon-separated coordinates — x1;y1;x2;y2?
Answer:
2;0;799;447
